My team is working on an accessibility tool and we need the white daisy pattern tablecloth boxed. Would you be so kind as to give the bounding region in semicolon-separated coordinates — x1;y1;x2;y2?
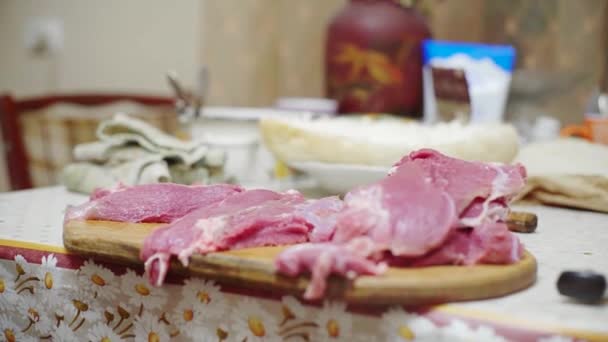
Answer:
0;186;607;342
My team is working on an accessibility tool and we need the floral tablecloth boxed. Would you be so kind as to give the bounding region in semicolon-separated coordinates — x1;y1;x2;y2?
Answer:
1;187;607;342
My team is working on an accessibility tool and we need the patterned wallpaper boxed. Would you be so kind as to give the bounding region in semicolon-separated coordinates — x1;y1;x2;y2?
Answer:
202;0;345;107
203;0;345;106
202;0;607;123
203;1;279;107
276;0;346;99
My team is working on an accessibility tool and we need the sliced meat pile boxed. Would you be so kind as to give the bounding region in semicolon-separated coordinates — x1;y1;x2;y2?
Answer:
332;162;458;256
275;149;527;299
394;149;527;227
64;149;527;299
66;183;344;286
141;189;342;285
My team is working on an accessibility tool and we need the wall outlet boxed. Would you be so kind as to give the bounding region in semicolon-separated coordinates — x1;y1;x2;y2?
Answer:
24;17;64;55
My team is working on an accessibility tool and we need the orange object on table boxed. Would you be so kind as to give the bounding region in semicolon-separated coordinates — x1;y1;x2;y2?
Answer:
561;114;608;144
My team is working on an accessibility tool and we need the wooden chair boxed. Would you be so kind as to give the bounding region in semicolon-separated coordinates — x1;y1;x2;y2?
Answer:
0;93;175;190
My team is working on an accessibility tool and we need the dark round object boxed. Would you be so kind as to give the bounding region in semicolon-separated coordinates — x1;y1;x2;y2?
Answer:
557;270;606;303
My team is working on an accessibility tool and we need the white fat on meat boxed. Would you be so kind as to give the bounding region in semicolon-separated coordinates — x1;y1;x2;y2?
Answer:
458;164;510;227
196;215;228;246
339;186;391;242
173;215;228;266
144;252;170;287
509;231;522;261
277;237;387;300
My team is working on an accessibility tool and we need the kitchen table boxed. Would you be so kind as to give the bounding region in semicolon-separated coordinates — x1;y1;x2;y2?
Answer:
0;186;606;341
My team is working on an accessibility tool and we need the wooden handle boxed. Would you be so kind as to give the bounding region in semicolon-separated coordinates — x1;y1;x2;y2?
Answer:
506;211;537;233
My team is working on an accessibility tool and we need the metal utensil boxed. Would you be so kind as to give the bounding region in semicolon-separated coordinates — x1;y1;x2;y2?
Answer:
166;70;205;123
166;70;189;104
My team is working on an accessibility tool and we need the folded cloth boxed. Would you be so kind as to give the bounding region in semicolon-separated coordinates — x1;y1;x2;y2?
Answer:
62;113;225;194
514;138;608;213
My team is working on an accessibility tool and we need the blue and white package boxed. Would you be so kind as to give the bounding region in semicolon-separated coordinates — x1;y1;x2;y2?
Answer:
422;40;516;124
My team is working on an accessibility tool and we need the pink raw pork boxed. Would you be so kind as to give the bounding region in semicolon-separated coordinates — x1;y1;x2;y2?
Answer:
394;222;524;267
332;162;458;257
65;149;527;301
296;196;344;243
276;237;386;299
276;149;527;300
393;149;527;226
65;183;243;223
277;162;459;299
141;189;344;286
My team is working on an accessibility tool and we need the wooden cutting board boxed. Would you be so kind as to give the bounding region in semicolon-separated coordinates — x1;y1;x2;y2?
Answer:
63;220;537;306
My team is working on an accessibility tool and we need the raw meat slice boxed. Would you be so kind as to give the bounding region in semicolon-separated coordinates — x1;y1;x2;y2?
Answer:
142;189;316;286
198;191;309;253
333;162;457;257
404;222;523;267
295;196;344;243
391;149;526;226
276;149;527;299
276;162;459;299
65;183;243;223
275;237;386;299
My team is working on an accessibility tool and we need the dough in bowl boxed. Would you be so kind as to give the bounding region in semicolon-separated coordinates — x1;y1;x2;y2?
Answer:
259;116;520;166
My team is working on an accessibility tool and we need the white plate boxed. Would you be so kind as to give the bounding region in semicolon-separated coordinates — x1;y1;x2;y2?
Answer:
289;161;389;195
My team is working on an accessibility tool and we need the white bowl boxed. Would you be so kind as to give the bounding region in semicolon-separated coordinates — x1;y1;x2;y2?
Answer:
190;107;321;184
289;161;389;195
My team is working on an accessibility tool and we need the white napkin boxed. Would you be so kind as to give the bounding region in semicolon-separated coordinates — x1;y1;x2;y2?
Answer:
62;114;226;194
514;138;608;213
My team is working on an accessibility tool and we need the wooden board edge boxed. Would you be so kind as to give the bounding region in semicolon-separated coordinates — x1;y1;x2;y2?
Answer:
63;220;538;305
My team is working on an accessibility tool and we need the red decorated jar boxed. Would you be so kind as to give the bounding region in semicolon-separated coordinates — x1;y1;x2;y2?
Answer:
325;0;432;117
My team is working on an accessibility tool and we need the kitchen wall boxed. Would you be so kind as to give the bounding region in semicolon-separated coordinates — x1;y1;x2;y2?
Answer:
0;0;203;192
0;0;203;97
202;0;345;106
